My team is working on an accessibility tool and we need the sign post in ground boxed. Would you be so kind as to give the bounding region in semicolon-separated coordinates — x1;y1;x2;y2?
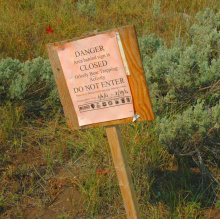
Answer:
47;25;154;218
106;125;141;218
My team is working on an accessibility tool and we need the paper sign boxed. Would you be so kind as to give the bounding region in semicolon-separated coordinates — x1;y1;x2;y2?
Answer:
56;31;134;126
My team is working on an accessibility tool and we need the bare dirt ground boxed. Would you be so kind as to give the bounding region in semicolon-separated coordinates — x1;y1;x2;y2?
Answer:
0;148;89;219
24;167;86;219
0;148;219;218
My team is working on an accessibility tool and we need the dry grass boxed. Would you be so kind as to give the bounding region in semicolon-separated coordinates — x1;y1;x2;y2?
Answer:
0;0;220;218
0;0;218;60
1;104;219;218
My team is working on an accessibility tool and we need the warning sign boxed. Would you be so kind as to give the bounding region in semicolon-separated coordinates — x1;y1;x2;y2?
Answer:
56;31;134;126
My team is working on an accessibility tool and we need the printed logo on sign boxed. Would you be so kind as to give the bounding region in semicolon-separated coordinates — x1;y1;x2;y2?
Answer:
79;105;90;111
78;96;132;113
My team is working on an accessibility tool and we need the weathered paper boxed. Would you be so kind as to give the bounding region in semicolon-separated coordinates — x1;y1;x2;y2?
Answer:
56;31;134;126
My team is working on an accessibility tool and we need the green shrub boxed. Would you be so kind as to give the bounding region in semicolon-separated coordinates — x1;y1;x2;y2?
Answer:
139;9;220;162
0;58;23;95
157;100;220;157
77;0;97;17
0;57;59;113
140;8;219;112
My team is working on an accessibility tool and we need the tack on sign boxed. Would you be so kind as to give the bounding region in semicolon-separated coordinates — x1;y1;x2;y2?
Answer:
46;25;154;129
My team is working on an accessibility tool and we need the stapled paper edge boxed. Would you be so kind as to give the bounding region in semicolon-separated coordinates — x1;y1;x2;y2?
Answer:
116;32;131;76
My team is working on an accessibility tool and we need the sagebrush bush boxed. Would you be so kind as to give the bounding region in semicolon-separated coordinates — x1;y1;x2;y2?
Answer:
0;57;59;113
0;58;23;94
157;101;220;158
139;8;220;161
140;10;220;115
77;0;97;17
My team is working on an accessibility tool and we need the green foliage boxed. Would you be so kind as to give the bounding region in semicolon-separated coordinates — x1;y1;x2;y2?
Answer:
0;57;59;113
0;59;23;94
152;0;161;19
140;10;220;114
139;9;220;158
77;0;97;17
138;33;165;57
157;101;220;156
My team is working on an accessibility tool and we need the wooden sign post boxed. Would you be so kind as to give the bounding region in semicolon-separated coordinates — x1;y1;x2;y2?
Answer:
106;125;141;218
47;25;154;218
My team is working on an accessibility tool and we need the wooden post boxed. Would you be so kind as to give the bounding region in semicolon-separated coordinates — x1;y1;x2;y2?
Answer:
47;25;154;218
106;125;141;219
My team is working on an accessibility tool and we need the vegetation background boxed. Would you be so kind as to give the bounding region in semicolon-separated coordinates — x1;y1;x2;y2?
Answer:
0;0;219;218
